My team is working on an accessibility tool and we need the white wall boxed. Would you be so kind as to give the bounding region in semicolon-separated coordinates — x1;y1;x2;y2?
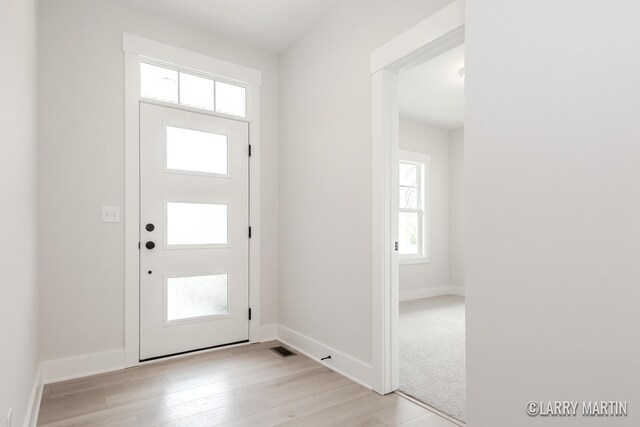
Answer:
399;119;451;296
38;0;279;363
398;120;464;300
279;0;454;365
0;0;39;424
466;1;640;425
449;127;464;288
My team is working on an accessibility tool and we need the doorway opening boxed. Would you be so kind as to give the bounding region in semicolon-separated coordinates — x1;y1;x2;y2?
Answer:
396;43;465;423
370;0;465;425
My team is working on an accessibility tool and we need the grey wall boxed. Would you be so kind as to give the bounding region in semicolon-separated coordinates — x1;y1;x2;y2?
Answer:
449;127;464;288
466;1;640;424
278;0;453;364
398;121;465;297
38;0;279;362
0;0;39;424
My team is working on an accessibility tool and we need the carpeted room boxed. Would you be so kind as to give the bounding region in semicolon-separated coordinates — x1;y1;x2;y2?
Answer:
399;295;466;422
397;45;466;423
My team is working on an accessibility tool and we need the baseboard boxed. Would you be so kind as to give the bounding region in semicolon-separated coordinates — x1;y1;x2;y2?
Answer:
42;349;125;384
37;325;375;394
39;324;293;385
448;286;465;296
400;286;466;302
277;325;373;390
24;365;43;427
260;323;278;342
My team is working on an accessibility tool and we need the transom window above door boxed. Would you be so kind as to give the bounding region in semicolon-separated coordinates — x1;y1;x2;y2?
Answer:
398;151;430;264
140;62;247;117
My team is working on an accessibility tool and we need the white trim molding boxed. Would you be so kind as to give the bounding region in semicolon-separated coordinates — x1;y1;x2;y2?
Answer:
277;325;374;390
370;0;465;394
33;325;373;396
400;287;466;302
24;366;43;427
123;33;261;85
123;33;262;367
34;325;373;386
371;68;399;394
41;350;125;384
370;0;465;74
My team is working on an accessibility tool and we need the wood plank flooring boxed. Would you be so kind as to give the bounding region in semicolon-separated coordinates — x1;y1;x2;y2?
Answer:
37;341;458;427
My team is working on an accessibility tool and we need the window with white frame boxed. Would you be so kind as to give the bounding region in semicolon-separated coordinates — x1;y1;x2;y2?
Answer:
398;151;429;263
139;62;247;118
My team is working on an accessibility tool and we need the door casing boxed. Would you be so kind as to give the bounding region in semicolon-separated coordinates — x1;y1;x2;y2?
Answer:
123;33;263;368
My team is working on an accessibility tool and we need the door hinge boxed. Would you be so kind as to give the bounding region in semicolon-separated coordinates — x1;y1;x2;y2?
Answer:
248;144;252;157
248;308;252;320
248;226;252;238
394;241;398;251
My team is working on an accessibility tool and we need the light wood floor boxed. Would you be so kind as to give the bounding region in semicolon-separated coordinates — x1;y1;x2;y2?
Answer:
37;341;457;426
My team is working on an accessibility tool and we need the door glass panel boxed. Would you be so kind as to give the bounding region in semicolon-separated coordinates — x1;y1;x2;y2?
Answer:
140;63;178;103
167;274;228;321
215;81;246;117
166;126;228;175
167;202;228;245
399;212;419;255
179;72;214;110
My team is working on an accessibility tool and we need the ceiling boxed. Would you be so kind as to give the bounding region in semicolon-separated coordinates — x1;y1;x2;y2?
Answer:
110;0;340;53
399;44;465;130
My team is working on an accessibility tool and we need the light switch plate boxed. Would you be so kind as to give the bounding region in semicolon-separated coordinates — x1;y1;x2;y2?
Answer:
102;206;121;223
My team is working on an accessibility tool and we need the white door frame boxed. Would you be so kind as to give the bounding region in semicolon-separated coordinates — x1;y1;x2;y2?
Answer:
123;33;262;367
370;1;465;394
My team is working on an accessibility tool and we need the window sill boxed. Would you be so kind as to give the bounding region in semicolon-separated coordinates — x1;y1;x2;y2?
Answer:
399;257;429;265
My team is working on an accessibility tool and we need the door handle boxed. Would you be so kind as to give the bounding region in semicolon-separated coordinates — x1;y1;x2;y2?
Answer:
145;241;156;250
145;223;155;232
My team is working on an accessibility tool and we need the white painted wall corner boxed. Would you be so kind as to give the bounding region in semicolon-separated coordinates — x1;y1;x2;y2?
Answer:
449;286;465;296
260;324;278;342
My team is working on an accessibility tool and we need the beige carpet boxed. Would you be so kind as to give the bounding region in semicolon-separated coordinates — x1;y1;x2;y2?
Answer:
399;295;466;422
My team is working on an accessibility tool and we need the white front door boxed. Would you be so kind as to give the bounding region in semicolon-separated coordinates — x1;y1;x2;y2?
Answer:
139;102;250;360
